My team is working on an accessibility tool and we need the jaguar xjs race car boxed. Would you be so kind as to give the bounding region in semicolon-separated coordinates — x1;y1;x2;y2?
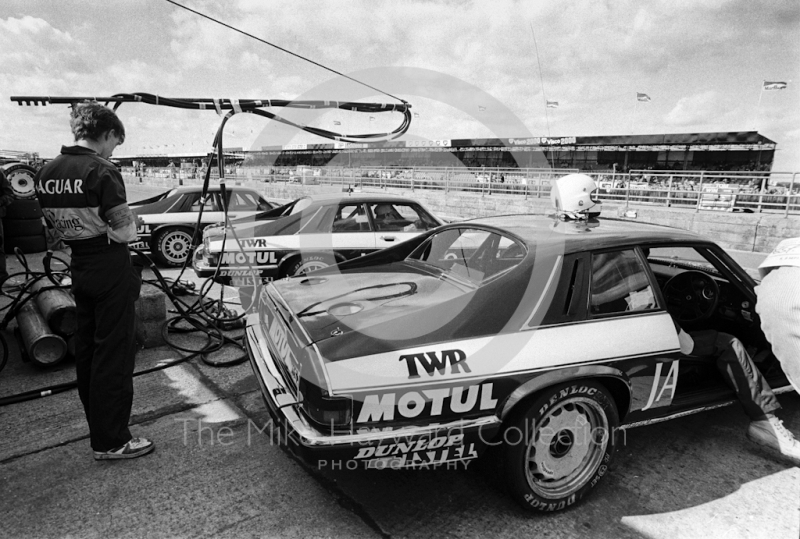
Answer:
130;185;275;266
192;193;444;286
244;213;792;512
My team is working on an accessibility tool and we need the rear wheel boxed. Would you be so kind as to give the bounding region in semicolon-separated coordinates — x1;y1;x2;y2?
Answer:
153;227;195;267
502;381;618;512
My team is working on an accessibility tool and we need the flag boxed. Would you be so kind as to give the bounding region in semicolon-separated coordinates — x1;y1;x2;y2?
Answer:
333;120;341;125
764;81;788;90
637;93;651;102
478;105;486;111
546;100;559;108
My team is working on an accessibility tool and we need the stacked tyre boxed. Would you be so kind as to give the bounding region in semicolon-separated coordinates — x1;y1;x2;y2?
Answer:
2;163;47;254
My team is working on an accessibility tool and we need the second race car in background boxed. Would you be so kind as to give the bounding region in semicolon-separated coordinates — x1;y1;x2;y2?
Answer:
192;193;445;286
130;185;275;266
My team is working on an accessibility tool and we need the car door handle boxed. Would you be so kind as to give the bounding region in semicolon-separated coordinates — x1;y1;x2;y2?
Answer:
380;235;397;241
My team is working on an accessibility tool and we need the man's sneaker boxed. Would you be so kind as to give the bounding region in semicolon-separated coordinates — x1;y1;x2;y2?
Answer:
746;416;800;464
94;437;155;461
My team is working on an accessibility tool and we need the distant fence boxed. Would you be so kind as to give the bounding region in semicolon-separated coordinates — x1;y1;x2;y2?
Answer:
121;165;800;216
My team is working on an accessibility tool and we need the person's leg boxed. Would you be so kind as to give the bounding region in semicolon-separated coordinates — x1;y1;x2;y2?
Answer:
756;267;800;394
713;332;780;420
75;245;142;452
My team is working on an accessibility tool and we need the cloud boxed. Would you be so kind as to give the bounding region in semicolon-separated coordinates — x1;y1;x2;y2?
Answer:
663;91;724;127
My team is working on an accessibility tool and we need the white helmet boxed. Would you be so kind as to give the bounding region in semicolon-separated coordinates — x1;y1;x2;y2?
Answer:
551;174;602;218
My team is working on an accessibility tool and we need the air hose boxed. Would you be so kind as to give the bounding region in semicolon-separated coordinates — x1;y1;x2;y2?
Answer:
0;243;249;407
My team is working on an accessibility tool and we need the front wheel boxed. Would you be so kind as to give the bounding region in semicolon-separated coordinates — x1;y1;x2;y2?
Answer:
153;227;195;267
503;381;618;512
285;254;332;277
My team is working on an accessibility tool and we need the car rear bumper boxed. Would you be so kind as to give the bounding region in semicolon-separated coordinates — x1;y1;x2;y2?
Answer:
244;313;502;469
192;245;277;284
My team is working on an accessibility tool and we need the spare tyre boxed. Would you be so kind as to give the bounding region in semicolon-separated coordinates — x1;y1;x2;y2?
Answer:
4;218;45;237
7;232;47;254
1;162;37;199
5;198;43;220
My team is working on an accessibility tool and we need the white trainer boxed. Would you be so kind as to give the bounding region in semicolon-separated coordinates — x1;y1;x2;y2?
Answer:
746;416;800;465
94;437;155;461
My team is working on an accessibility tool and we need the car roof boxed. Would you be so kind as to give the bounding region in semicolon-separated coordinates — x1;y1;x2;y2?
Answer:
460;214;706;253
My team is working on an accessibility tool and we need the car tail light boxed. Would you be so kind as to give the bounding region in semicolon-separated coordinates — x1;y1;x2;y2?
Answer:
298;377;352;429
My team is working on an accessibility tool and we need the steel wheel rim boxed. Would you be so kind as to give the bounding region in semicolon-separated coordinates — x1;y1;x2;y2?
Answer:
162;231;192;263
525;396;609;499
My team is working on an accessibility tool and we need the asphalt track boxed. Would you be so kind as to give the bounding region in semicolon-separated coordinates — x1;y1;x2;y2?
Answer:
1;185;798;538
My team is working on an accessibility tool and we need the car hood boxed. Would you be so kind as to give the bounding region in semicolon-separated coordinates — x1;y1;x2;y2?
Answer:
269;264;479;361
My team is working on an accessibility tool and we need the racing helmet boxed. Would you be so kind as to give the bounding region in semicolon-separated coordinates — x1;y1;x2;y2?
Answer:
551;174;602;218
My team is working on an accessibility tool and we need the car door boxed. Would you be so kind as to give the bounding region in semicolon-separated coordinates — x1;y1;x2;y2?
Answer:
329;203;376;259
580;246;692;424
371;202;440;249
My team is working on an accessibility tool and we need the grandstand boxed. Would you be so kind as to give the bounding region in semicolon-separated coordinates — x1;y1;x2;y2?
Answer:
242;131;776;172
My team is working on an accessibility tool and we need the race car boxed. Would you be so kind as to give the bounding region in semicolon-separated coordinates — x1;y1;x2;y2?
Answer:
243;213;792;512
192;193;445;286
130;185;275;266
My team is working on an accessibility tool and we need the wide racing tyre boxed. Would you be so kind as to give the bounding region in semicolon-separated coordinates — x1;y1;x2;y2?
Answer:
1;163;37;199
152;227;195;267
5;198;43;220
7;233;47;254
285;253;333;277
4;218;44;238
502;380;618;513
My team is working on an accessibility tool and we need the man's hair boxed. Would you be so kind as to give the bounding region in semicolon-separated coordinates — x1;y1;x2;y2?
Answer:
69;102;126;143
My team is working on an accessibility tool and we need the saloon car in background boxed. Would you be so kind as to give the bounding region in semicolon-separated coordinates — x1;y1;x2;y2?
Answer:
192;193;444;286
244;214;792;512
130;185;275;266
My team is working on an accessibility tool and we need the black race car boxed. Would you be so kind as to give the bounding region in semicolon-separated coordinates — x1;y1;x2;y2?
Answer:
243;214;791;512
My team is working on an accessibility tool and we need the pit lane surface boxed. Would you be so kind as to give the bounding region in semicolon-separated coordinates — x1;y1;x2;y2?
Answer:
1;186;798;538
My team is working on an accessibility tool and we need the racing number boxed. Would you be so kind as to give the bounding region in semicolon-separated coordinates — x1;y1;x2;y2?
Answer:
641;360;680;411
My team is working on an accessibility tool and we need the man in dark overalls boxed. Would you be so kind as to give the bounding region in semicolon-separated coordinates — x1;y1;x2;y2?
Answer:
35;102;153;460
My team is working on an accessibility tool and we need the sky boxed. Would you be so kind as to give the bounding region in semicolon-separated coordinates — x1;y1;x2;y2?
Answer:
1;0;798;171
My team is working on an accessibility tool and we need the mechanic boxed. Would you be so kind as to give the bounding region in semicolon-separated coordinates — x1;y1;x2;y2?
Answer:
756;237;800;395
34;102;154;461
0;167;14;284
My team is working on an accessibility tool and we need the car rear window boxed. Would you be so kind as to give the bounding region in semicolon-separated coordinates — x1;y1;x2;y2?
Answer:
408;227;526;285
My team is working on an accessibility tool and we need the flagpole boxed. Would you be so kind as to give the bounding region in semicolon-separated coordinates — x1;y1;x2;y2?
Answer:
630;98;639;135
753;81;765;130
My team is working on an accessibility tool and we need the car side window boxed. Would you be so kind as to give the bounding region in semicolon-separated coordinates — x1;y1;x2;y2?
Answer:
590;249;657;315
227;192;258;211
190;192;219;212
370;203;435;232
332;204;369;232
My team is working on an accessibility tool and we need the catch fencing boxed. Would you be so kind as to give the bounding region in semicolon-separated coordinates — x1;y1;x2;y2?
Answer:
122;165;800;216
